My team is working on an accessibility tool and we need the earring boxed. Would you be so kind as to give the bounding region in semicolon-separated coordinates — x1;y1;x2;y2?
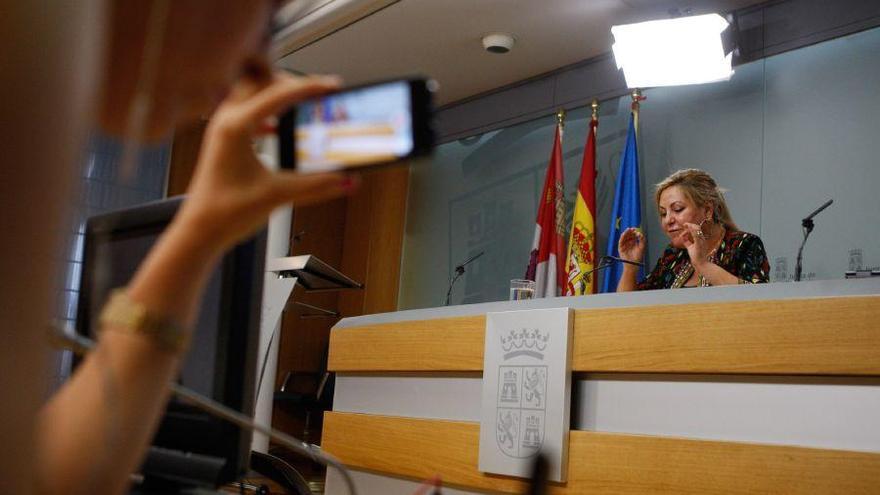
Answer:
696;218;710;239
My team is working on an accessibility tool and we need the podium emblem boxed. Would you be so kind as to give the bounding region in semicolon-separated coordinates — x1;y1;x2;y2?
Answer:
480;309;571;481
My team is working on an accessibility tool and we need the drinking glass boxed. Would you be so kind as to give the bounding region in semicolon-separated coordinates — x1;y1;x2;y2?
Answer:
509;279;536;301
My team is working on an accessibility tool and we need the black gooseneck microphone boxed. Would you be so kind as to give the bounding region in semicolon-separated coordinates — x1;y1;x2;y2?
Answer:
575;255;645;284
795;199;833;282
445;251;485;306
602;254;645;268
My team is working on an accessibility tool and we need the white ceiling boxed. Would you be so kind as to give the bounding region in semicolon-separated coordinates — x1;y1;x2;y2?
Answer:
276;0;764;106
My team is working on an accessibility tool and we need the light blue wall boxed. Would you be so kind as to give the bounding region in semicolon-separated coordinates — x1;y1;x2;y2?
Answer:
399;27;880;310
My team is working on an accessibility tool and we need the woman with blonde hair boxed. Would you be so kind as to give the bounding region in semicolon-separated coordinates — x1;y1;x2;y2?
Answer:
617;169;769;291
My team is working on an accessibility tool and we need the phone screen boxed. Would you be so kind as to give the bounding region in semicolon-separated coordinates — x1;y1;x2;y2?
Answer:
293;80;414;173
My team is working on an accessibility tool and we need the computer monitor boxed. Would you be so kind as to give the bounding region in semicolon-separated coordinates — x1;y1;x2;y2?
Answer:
75;197;265;490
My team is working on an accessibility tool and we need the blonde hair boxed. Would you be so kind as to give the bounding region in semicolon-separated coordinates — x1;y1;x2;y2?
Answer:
654;169;738;231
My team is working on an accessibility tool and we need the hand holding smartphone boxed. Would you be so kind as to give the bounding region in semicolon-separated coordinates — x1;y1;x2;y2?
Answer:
278;77;434;173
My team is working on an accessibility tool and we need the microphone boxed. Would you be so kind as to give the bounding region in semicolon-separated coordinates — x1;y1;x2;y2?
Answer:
795;198;833;282
576;255;644;282
445;251;485;306
456;250;485;272
601;255;644;268
555;255;646;297
803;198;833;223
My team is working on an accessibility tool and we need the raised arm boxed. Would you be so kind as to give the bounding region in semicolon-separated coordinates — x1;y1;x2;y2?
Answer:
37;73;356;495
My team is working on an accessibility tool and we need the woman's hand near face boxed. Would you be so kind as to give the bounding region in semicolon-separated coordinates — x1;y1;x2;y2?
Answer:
177;72;357;253
681;222;711;266
615;227;644;292
618;227;646;263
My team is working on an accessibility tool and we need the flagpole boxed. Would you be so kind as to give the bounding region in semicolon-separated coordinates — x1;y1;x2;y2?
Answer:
589;98;599;294
629;88;646;284
556;108;566;136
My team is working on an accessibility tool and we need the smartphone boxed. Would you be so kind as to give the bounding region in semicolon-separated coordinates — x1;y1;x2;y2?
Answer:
277;77;434;173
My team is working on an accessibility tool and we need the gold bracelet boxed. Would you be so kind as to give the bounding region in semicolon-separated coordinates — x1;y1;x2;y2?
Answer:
99;290;189;353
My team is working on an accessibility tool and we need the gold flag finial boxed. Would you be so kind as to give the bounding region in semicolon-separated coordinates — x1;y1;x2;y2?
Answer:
630;88;645;133
631;88;645;111
556;108;566;127
591;98;599;120
631;89;643;103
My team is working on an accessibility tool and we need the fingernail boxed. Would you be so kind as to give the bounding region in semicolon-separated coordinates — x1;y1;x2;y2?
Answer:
340;175;360;193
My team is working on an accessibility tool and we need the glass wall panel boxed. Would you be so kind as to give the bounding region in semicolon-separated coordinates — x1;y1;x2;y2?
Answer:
400;26;880;310
53;136;170;388
761;28;880;281
400;118;556;308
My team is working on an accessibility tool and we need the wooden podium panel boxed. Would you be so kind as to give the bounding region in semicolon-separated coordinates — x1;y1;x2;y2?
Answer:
324;412;880;494
324;284;880;494
329;295;880;375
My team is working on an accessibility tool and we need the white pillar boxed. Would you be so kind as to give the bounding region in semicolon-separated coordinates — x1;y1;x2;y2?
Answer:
251;135;294;453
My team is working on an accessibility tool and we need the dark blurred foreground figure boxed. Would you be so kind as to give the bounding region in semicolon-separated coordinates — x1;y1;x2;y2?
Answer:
616;169;770;291
1;2;356;494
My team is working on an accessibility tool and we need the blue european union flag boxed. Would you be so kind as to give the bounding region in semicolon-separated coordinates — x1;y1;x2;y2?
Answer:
601;115;644;292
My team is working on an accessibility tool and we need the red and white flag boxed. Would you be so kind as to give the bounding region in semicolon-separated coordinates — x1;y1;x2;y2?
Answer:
525;123;566;298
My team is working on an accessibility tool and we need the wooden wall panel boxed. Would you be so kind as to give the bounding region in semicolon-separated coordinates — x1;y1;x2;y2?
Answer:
361;165;409;314
275;197;348;384
328;295;880;375
336;172;373;318
337;166;410;317
272;198;348;443
323;412;880;494
273;166;409;451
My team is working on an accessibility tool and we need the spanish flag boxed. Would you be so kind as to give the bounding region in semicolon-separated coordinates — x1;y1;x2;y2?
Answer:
565;115;598;296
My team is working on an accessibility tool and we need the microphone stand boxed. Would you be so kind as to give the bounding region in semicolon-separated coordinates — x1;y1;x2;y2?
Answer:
445;251;485;306
795;199;833;282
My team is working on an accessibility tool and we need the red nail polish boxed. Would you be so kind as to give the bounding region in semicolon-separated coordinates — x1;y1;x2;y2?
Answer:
340;176;358;192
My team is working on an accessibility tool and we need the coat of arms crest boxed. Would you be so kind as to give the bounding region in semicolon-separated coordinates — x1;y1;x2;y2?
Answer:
495;328;549;458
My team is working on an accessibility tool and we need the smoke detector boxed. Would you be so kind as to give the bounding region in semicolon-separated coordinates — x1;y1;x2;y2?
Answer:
482;33;515;54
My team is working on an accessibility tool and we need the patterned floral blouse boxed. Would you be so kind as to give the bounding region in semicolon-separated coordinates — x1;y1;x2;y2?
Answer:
636;230;770;290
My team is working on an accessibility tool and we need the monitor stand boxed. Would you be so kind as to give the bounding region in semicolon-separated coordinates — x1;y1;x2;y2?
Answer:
127;444;228;494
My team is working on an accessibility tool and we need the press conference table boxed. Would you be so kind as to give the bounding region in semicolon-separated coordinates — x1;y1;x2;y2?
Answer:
322;279;880;494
